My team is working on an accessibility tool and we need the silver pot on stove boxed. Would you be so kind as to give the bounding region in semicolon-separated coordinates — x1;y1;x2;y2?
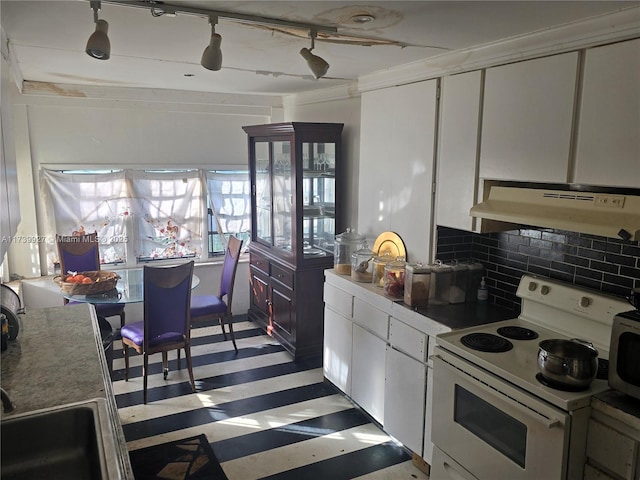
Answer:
537;338;599;389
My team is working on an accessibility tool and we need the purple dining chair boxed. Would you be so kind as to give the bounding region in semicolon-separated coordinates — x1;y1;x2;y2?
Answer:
120;261;195;404
56;232;126;330
190;236;243;352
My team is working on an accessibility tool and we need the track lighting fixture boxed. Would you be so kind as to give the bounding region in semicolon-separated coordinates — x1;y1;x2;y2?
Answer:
88;1;339;76
201;16;222;71
300;31;330;79
86;1;110;60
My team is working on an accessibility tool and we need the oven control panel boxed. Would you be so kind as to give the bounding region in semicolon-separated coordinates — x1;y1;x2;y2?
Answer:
517;275;631;321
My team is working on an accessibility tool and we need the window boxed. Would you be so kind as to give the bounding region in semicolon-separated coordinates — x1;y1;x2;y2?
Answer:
41;168;250;272
206;171;251;256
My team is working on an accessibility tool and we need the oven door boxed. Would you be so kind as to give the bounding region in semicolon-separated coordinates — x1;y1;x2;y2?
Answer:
431;350;571;480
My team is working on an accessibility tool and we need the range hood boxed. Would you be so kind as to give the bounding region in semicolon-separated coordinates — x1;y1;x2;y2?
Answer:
470;186;640;241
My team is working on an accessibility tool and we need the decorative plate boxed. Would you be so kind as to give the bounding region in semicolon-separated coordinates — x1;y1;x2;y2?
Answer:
372;231;407;261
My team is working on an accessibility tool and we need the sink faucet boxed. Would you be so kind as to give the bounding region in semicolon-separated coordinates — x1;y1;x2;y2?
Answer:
1;388;14;413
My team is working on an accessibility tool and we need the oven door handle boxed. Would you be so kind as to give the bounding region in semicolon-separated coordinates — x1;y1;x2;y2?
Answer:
433;354;564;430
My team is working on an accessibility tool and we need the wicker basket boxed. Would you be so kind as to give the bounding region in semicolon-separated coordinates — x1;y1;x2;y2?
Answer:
54;271;120;295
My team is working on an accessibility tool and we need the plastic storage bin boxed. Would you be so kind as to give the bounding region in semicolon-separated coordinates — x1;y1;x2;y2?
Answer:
404;263;432;307
429;261;453;305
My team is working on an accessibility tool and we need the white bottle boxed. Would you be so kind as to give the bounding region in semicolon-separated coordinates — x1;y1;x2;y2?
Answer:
477;277;488;303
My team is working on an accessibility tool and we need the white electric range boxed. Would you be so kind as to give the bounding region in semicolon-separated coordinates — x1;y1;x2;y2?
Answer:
430;274;632;480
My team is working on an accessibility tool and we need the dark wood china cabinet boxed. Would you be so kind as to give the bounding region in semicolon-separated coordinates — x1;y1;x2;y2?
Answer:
243;122;344;360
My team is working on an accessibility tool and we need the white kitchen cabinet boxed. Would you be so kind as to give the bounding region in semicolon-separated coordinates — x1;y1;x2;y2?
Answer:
423;366;434;463
352;323;387;425
323;270;451;465
480;52;579;183
586;418;637;479
384;345;427;455
358;80;437;261
574;39;640;188
586;393;640;480
1;56;20;260
436;70;483;232
323;307;353;395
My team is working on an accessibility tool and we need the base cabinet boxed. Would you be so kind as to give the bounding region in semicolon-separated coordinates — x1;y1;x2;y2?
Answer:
384;346;427;455
323;306;353;394
352;323;386;425
323;270;450;465
249;249;326;359
585;394;640;480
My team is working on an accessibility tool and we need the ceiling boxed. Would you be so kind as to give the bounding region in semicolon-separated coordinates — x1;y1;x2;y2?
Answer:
1;1;638;96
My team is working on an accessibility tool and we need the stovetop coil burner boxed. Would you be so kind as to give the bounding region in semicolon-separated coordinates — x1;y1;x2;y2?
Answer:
496;326;539;341
535;373;589;392
461;333;513;353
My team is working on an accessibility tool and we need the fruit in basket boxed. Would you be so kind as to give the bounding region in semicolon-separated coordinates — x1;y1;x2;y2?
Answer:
81;277;94;284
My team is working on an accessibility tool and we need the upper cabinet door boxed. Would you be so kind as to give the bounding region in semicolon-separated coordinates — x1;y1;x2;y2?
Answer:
480;52;579;183
436;71;483;232
573;39;640;188
358;80;438;262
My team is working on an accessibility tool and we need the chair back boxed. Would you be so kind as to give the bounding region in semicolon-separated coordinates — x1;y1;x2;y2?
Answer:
219;236;243;304
143;261;194;349
56;232;100;273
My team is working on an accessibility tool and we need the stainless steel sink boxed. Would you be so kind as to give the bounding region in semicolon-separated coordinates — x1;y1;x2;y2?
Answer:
1;398;117;480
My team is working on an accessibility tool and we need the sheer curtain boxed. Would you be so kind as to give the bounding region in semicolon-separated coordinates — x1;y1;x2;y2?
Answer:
206;171;251;253
127;170;204;261
40;169;129;272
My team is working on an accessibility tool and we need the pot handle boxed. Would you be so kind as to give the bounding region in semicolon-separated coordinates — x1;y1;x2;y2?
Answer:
570;338;598;353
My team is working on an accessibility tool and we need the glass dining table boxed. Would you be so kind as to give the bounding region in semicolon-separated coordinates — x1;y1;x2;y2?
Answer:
60;267;200;304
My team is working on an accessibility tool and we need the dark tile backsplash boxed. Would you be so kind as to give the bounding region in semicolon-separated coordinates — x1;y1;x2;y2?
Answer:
436;226;640;312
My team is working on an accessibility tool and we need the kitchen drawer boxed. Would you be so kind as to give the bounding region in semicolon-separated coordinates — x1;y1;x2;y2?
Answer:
353;297;389;340
250;254;269;275
586;418;637;480
389;317;426;362
324;283;353;319
271;264;294;290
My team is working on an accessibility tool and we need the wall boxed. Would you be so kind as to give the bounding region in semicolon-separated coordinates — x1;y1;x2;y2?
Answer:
6;81;279;279
284;92;362;229
436;226;640;312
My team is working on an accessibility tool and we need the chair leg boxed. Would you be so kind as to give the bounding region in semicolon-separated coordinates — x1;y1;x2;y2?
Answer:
226;315;238;353
143;354;149;404
219;317;228;340
184;346;195;393
123;344;130;381
162;351;169;380
119;310;125;331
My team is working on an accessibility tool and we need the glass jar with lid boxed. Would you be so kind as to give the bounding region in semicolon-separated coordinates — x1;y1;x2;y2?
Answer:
351;243;374;283
334;228;366;275
383;257;406;299
372;252;394;288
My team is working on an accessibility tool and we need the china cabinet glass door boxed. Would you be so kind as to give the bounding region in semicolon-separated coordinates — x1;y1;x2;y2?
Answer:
254;141;271;245
302;141;336;258
273;141;292;251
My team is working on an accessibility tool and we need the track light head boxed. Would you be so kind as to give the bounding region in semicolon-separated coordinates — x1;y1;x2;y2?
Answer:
86;19;111;60
300;32;329;79
300;48;329;79
201;18;222;71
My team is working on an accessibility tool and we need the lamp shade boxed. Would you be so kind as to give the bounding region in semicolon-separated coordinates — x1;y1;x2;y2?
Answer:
86;19;110;60
201;33;222;71
300;47;329;79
